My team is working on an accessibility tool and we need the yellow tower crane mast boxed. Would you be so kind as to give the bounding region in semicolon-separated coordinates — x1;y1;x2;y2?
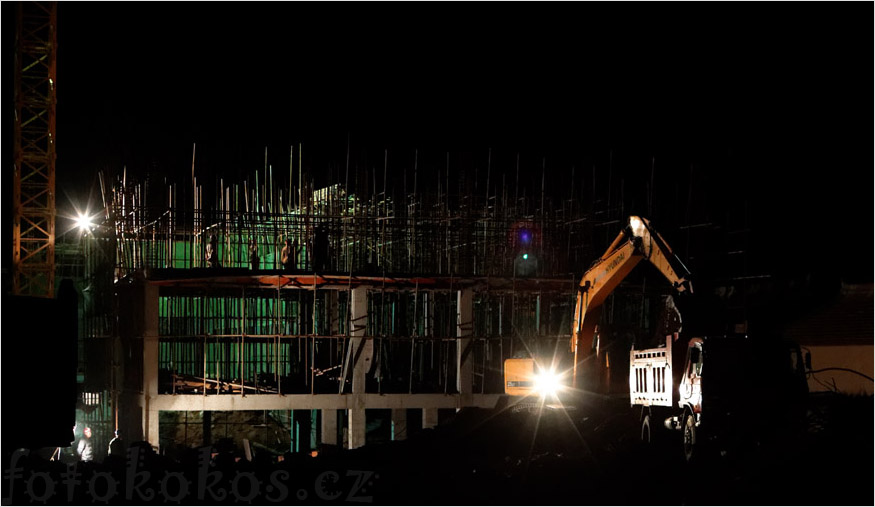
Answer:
13;1;57;297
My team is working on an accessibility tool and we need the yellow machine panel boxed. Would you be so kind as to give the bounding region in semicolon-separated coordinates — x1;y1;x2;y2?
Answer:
504;358;537;396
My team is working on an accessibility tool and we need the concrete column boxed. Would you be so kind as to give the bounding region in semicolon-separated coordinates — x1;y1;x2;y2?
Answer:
141;283;160;449
457;288;473;395
348;408;366;449
321;409;338;447
146;409;160;450
350;287;371;394
422;408;438;430
391;408;407;441
348;287;370;449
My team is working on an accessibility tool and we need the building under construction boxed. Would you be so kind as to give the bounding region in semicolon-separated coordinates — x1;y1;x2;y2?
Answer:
8;3;751;453
63;155;625;459
58;140;759;462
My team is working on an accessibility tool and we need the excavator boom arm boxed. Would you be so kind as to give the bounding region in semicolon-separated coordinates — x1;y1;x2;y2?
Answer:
571;216;691;386
503;215;691;397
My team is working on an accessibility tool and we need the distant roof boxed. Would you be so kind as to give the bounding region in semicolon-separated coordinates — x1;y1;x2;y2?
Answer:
784;283;874;346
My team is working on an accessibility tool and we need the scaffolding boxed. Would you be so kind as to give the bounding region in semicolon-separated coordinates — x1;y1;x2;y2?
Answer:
70;151;685;454
58;144;769;454
95;163;604;400
103;179;594;279
134;276;573;397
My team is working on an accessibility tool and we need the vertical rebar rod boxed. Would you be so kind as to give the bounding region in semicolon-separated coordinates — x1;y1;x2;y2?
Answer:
485;147;491;216
515;153;520;213
202;292;207;395
241;288;246;396
649;156;655;217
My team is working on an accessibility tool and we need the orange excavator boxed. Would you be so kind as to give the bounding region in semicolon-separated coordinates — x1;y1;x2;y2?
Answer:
504;215;692;397
505;216;809;463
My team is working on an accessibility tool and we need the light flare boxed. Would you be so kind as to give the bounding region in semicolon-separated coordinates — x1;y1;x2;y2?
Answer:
533;367;563;397
75;213;94;231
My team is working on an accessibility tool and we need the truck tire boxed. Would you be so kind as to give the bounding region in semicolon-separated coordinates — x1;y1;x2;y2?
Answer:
682;412;697;462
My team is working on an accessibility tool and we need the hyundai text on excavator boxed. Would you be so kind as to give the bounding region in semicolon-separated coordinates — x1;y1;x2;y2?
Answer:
504;215;808;461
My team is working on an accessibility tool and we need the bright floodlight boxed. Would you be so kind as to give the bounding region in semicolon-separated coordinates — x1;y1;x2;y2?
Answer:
75;213;93;231
534;368;562;398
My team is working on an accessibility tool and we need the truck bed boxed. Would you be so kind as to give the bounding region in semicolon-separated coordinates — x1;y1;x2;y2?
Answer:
629;339;673;407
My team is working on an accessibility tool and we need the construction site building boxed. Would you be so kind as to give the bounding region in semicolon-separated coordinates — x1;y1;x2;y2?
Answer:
69;164;609;457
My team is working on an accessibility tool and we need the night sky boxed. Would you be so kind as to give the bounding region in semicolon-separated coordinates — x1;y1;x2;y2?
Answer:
7;2;873;282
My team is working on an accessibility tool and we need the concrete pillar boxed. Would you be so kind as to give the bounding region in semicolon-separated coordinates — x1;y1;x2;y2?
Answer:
348;408;366;449
422;408;438;430
350;287;371;394
146;409;160;450
348;287;370;449
321;409;338;447
391;408;407;441
141;283;160;449
457;288;473;395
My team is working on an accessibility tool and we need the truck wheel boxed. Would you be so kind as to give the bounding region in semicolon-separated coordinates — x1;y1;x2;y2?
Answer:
641;414;653;444
683;413;697;462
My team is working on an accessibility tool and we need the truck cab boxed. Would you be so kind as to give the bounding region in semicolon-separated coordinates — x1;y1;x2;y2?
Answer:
636;334;809;462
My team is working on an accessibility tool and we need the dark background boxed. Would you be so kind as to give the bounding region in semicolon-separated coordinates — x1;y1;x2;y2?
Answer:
47;3;875;282
5;2;873;286
1;1;872;491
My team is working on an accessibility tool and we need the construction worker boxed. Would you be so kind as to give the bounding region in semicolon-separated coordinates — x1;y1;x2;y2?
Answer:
77;426;94;462
248;238;260;270
206;234;220;268
108;429;126;457
281;237;297;271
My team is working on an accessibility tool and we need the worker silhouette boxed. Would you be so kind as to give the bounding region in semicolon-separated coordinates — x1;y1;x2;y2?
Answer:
281;237;298;271
206;234;220;268
108;429;126;457
248;238;260;270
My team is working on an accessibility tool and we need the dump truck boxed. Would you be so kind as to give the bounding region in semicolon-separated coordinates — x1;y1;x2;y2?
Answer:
632;331;809;461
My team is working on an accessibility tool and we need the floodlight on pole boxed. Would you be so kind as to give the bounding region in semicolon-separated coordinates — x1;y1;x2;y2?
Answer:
75;213;93;232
